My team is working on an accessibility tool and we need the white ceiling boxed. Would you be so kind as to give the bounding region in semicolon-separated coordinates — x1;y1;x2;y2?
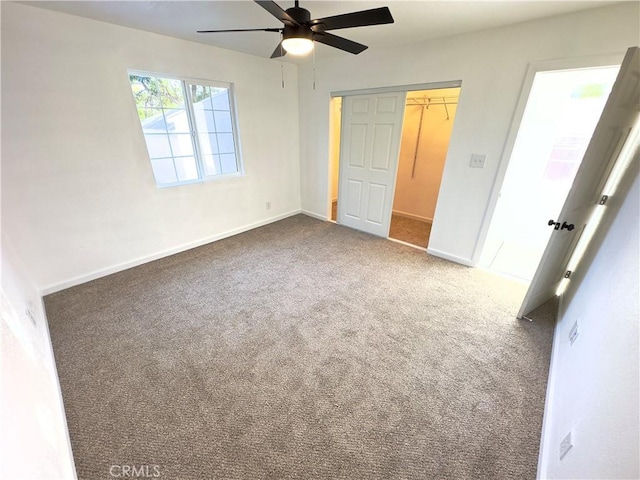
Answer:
22;1;621;62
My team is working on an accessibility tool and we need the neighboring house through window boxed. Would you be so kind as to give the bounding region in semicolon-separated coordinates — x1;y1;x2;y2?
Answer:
128;71;242;187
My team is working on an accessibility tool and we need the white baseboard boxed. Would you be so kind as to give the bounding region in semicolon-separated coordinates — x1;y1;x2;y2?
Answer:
38;297;79;479
301;209;328;221
536;293;562;479
426;247;475;267
40;209;302;295
392;209;432;223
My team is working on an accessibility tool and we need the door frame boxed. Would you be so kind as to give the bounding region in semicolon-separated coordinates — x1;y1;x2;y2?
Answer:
473;52;627;265
328;80;463;233
517;46;639;318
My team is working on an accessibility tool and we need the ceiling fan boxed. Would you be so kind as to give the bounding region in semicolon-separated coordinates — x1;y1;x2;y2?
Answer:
197;1;394;58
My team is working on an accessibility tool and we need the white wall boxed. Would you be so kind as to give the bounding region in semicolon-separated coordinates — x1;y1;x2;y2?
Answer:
1;2;301;293
1;240;76;479
298;2;639;265
538;159;639;479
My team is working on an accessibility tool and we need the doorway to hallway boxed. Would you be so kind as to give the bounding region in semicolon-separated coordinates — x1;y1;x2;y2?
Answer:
479;65;620;282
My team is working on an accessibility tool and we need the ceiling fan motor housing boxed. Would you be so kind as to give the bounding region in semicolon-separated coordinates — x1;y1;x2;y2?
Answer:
285;6;311;24
283;6;313;41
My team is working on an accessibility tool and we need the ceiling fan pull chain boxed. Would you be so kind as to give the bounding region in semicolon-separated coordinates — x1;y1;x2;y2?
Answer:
312;44;316;90
280;32;285;88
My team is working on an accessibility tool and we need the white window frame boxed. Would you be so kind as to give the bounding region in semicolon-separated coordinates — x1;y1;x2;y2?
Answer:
128;70;244;188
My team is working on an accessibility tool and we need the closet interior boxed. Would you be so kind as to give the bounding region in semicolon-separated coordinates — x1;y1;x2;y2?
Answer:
389;87;460;248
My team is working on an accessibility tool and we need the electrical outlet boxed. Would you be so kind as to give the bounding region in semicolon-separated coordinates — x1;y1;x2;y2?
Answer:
24;306;37;327
559;431;573;460
470;153;486;168
265;201;271;210
569;320;579;345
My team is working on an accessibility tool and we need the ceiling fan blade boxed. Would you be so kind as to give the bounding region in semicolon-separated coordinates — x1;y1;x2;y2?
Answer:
313;32;368;55
309;7;394;31
254;1;299;26
270;41;286;59
197;28;281;33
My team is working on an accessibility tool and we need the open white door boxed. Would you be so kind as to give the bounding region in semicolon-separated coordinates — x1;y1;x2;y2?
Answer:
518;46;640;319
337;92;406;237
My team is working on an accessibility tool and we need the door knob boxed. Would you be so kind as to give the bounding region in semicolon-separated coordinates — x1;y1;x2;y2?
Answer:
561;221;575;231
548;219;560;230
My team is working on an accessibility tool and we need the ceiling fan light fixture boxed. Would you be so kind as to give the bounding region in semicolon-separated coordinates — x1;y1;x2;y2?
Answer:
197;1;395;59
282;37;314;55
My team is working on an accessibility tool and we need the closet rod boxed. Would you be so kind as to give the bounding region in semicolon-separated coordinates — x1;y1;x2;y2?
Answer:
406;100;458;107
407;95;458;102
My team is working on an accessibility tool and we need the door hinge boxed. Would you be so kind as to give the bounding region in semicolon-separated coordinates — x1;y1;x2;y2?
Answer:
564;270;572;279
599;194;609;205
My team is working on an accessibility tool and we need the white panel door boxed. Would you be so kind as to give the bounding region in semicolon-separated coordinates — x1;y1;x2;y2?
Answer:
337;92;406;237
518;46;640;318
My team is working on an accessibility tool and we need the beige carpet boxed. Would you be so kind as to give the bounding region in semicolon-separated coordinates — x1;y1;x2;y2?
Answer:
389;215;432;248
45;214;554;480
332;202;432;248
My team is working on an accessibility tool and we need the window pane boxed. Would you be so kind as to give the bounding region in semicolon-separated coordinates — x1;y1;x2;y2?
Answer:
220;153;238;174
164;109;190;133
211;89;230;110
139;108;166;133
158;78;185;108
216;133;235;154
191;85;212;110
198;134;218;155
144;134;172;158
130;73;242;187
151;158;177;184
175;156;199;182
202;155;221;176
214;111;233;132
193;109;216;133
169;134;194;157
130;75;162;108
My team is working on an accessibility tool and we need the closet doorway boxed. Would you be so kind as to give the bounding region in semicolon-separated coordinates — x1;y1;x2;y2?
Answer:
328;85;460;249
389;88;460;247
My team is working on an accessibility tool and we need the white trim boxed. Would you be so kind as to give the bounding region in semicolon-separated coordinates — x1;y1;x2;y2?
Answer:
536;293;563;479
426;247;476;267
392;209;432;223
127;69;234;91
40;210;301;295
38;297;79;479
331;80;462;98
471;51;627;264
301;209;328;221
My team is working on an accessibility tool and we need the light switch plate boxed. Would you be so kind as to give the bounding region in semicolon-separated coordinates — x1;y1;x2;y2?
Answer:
470;154;486;168
569;320;579;345
559;431;573;460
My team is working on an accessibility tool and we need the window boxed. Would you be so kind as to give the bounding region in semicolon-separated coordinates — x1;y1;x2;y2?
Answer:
128;72;242;187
